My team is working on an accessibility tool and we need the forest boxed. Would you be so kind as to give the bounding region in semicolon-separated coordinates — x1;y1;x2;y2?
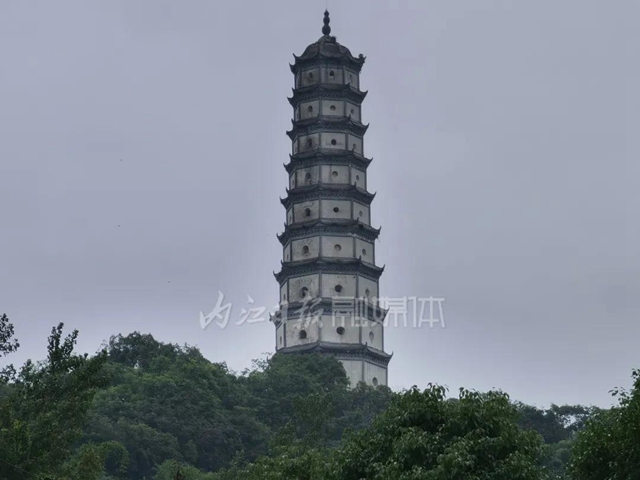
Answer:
0;313;638;480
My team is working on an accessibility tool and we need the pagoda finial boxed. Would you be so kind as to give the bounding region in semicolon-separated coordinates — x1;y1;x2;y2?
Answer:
322;10;331;35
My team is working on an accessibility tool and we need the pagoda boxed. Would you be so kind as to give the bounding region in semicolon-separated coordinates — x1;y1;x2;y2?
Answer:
271;11;391;387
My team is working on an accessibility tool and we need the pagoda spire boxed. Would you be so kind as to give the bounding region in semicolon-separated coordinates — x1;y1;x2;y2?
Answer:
322;10;331;35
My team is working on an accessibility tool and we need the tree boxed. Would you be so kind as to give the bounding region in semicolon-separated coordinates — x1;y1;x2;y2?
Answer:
570;369;640;479
0;323;111;479
333;385;551;480
83;337;376;478
0;313;19;357
516;402;597;478
516;402;596;444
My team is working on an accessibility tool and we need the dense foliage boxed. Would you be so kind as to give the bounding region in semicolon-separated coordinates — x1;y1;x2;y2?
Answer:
82;332;393;479
569;369;640;479
0;323;113;479
0;313;632;479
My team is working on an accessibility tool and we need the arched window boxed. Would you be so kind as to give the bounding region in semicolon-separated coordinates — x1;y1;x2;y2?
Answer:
299;329;307;339
304;208;311;217
302;245;310;255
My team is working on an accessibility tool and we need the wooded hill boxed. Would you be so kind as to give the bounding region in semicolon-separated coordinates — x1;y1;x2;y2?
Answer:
0;315;636;479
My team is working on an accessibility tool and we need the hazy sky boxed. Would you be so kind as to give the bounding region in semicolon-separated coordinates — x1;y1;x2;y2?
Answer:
1;1;638;407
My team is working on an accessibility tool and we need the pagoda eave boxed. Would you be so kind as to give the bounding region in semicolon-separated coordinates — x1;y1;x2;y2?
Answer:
277;342;391;366
277;218;381;245
280;184;375;209
286;149;372;171
286;117;368;140
274;257;384;283
284;156;372;174
288;84;367;107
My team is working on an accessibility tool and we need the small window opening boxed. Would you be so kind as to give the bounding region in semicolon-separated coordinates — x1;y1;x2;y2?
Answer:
304;208;311;217
334;285;343;293
365;288;371;297
356;174;360;181
372;377;378;386
359;210;364;217
300;287;309;298
299;329;307;339
306;138;313;148
351;108;355;115
333;207;339;213
369;331;374;342
334;244;341;251
330;104;336;111
302;245;310;255
305;172;312;183
329;70;335;77
307;105;313;113
331;139;337;146
352;143;357;150
362;248;367;256
336;326;345;335
332;170;338;177
308;72;314;80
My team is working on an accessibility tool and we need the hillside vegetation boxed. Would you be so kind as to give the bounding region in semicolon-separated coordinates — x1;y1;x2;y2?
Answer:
0;315;634;480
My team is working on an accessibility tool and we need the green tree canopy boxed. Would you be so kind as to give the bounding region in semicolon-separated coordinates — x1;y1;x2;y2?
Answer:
0;321;114;480
333;385;551;480
570;369;640;479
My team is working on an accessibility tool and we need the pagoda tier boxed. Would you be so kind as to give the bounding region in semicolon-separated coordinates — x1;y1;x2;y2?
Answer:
272;11;390;388
280;184;376;209
284;150;373;174
288;83;367;108
274;257;384;283
287;115;369;140
270;297;388;327
278;343;391;368
277;218;381;245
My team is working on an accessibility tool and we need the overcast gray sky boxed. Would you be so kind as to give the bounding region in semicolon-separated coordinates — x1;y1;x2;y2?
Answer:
1;0;638;407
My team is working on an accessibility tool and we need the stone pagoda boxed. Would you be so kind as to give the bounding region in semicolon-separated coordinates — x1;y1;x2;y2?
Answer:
271;11;391;387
